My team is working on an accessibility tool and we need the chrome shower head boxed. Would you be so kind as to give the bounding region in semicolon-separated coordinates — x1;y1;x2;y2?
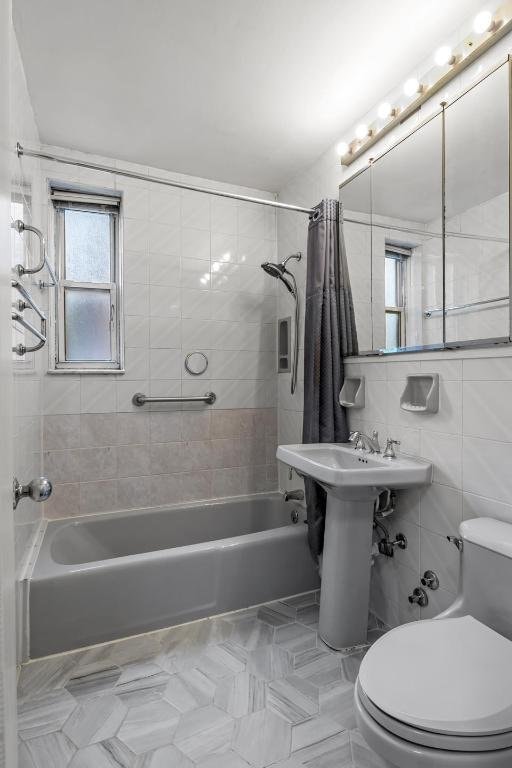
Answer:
260;252;301;296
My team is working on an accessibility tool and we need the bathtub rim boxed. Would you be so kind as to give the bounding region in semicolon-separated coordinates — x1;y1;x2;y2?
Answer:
34;491;307;577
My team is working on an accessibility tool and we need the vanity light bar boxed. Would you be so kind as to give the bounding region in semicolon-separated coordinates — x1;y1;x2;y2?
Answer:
339;1;512;167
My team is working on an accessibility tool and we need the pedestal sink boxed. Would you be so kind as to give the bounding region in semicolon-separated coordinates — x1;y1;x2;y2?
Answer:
277;443;432;650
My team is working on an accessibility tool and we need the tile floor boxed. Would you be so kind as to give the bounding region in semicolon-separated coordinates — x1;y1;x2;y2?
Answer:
18;591;387;768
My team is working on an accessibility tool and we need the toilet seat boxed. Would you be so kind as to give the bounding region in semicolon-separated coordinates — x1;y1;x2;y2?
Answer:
358;615;512;752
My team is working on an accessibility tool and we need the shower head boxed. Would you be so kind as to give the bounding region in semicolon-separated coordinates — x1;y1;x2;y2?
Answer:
260;252;301;296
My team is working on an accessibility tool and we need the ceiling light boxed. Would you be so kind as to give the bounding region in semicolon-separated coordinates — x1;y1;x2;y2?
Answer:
355;124;369;140
377;102;393;120
434;45;454;66
336;141;349;156
403;77;421;97
473;10;493;33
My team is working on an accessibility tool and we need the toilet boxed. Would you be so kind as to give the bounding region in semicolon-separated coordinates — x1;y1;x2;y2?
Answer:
355;517;512;767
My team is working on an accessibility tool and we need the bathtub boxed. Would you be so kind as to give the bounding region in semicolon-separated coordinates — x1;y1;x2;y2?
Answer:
29;493;319;657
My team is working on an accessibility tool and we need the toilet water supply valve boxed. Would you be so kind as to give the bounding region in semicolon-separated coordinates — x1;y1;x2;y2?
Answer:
408;587;429;607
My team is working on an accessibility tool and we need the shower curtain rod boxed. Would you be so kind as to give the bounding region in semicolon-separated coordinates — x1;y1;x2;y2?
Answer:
16;143;316;216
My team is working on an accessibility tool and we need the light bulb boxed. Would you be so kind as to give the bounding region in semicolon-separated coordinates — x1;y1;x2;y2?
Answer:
403;78;420;97
336;141;349;156
473;10;493;33
355;124;369;140
434;45;454;66
377;102;392;120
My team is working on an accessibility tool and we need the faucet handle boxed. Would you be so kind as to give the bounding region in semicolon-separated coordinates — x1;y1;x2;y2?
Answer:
383;438;401;459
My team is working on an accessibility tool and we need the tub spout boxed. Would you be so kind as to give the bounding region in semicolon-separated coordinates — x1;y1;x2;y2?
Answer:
284;489;304;502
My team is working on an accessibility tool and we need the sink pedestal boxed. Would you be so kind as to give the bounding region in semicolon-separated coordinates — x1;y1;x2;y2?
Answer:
319;487;377;650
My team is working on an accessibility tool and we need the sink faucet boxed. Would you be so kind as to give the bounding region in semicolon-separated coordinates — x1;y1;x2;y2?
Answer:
349;430;381;454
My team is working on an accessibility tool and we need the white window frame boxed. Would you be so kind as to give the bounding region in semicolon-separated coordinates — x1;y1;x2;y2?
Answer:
385;245;410;349
49;188;124;373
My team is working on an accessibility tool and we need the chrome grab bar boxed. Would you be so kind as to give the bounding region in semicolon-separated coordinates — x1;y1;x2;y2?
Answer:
11;280;46;320
132;392;216;406
11;219;57;286
424;295;509;318
11;311;47;355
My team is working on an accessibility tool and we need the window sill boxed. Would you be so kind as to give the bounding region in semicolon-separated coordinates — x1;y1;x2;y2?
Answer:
47;368;125;375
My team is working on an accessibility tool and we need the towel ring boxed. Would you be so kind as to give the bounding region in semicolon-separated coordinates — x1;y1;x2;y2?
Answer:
184;351;208;376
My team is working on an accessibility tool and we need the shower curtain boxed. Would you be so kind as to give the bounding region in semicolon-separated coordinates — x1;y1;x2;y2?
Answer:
302;198;358;563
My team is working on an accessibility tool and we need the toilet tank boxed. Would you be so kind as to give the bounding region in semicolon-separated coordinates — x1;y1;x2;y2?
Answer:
458;517;512;640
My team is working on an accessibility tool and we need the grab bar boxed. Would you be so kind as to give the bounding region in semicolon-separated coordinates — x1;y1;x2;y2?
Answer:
132;392;217;406
11;220;57;286
424;295;509;318
11;280;46;320
11;311;47;356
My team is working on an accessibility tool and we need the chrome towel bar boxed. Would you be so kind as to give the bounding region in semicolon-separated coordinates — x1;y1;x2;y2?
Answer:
12;279;46;320
132;392;216;406
11;219;57;286
11;311;47;356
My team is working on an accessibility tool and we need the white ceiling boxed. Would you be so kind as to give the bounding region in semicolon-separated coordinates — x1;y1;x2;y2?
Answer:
14;0;486;192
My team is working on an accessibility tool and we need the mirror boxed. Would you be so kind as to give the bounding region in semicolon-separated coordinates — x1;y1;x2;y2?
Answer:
339;166;372;351
340;60;511;355
444;63;509;345
371;113;443;352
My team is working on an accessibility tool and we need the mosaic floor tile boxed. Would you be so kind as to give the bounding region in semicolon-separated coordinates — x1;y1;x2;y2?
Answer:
267;675;319;724
18;591;388;768
65;666;122;701
19;732;76;768
173;705;234;761
274;623;317;653
214;670;266;716
233;708;291;768
133;744;194;768
68;739;134;768
231;617;275;650
292;729;353;768
291;716;343;753
18;689;77;741
163;669;216;712
63;694;127;748
117;699;180;755
246;644;293;681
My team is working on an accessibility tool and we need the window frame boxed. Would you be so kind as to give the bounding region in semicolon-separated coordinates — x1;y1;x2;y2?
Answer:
49;188;124;374
384;246;409;350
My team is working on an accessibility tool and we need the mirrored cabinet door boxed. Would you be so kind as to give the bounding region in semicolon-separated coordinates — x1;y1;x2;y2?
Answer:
444;62;510;346
370;114;443;352
339;167;372;351
340;57;511;356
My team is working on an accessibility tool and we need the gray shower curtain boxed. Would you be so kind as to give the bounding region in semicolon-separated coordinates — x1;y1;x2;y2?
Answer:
302;198;358;562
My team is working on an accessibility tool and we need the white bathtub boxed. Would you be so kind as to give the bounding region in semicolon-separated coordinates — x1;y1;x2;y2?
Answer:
29;493;319;657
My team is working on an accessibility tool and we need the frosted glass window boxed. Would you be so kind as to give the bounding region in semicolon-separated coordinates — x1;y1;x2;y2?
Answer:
64;289;112;361
64;209;111;283
385;257;398;306
386;313;400;350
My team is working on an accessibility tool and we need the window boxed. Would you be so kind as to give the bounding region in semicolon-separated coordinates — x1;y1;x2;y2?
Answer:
50;189;123;371
385;246;409;350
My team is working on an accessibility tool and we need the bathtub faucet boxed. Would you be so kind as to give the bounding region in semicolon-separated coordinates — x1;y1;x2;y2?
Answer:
283;489;304;502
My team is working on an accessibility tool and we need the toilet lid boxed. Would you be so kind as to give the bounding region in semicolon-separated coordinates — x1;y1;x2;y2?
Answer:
358;616;512;736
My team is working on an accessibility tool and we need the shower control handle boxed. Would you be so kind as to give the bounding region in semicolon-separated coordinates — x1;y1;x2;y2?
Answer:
13;477;52;509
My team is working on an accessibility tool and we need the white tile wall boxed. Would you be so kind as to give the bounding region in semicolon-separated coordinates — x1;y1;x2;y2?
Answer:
39;148;279;517
276;28;512;630
10;34;45;581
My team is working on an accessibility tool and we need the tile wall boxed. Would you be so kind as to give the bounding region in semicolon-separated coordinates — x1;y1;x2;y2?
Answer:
10;35;44;579
38;151;279;518
276;29;512;629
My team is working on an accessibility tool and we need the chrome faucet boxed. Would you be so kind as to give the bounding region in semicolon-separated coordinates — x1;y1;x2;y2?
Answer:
283;489;304;502
349;430;381;454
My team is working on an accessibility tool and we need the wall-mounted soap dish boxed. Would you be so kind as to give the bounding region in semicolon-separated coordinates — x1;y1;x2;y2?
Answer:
400;373;439;414
339;376;365;409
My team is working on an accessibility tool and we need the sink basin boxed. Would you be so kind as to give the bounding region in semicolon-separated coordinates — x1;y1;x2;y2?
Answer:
277;441;432;652
277;443;432;490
